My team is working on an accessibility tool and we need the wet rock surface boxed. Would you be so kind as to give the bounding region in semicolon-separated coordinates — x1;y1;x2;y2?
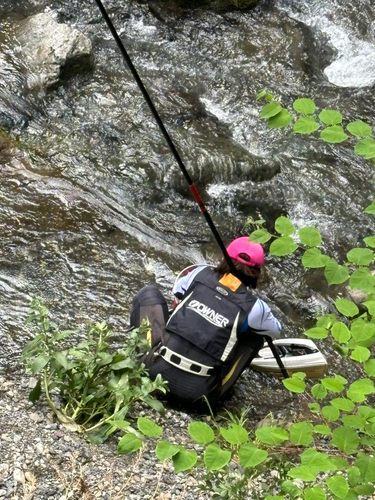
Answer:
15;12;93;89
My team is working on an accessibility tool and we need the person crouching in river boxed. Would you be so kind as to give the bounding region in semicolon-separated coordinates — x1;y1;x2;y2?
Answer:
130;237;281;404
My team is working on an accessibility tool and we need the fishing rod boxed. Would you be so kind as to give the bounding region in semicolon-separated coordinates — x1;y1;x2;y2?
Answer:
93;0;289;380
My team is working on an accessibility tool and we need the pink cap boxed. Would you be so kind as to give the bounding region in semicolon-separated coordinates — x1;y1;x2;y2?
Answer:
227;237;265;268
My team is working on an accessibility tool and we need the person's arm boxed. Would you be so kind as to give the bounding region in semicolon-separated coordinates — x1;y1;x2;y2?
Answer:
246;299;281;339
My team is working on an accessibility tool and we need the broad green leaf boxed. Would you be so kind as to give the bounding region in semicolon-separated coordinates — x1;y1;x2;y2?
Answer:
308;403;320;413
347;390;366;403
301;448;336;472
354;485;374;496
203;444;231;471
363;300;375;315
319;110;342;125
281;480;302;497
326;476;349;499
330;398;354;411
320;126;348;143
269;237;298;256
340;415;366;429
317;314;337;329
324;259;349;286
363;236;375;248
293;98;316;114
351;319;375;342
260;102;282;119
364;359;375;376
31;354;50;374
361;436;375;445
347;248;374;265
220;424;248;445
364;203;375;214
350;267;375;291
305;487;326;500
331;322;351;343
299;227;322;246
335;374;348;384
335;299;359;317
314;425;331;435
304;327;328;339
144;396;165;415
288;466;316;481
238;443;268;467
347;466;361;487
172;448;197;472
155;441;180;461
302;248;330;268
118;434;142;454
283;377;306;393
358;405;375;419
332;457;349;469
354;138;375;159
322;378;344;393
275;216;295;236
28;379;42;404
350;346;370;362
348;378;375;395
331;427;359;453
255;426;289;445
311;383;327;400
137;417;162;437
111;359;135;370
249;228;272;244
322;405;339;421
294;117;320;134
347;120;372;137
269;109;293;128
355;452;375;482
188;422;214;444
289;422;313;445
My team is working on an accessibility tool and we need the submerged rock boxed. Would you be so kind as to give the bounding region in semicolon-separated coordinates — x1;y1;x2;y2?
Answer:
15;12;93;89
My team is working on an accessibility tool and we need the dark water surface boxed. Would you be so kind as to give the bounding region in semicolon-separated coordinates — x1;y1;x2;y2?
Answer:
1;0;374;406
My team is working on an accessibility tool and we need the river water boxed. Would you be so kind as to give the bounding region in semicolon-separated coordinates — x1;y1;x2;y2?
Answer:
1;0;374;404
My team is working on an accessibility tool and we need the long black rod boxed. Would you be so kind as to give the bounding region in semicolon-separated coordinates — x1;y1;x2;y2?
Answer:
93;0;235;274
264;337;289;379
93;0;289;379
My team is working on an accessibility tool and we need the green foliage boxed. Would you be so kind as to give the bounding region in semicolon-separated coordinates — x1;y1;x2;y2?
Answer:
244;98;375;499
21;299;167;442
257;92;375;167
293;98;316;114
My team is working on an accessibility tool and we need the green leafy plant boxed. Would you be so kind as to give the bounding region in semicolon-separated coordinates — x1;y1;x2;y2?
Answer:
21;298;167;442
258;92;375;165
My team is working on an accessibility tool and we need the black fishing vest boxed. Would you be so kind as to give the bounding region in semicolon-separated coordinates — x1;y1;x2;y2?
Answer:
166;267;257;363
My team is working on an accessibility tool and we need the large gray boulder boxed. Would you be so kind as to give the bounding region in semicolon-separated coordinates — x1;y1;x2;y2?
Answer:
15;12;93;89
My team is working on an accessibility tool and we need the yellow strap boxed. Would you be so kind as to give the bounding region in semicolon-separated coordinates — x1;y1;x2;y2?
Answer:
222;355;243;385
219;273;242;292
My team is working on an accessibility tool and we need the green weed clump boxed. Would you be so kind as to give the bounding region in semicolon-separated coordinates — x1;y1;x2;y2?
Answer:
21;299;167;444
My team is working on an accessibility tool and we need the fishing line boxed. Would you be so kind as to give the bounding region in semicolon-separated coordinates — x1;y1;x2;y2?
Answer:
92;0;289;379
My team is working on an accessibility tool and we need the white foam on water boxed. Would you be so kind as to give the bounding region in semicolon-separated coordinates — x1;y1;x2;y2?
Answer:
277;0;375;87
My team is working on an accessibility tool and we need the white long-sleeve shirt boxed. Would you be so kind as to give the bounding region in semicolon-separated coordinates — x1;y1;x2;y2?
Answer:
173;265;281;340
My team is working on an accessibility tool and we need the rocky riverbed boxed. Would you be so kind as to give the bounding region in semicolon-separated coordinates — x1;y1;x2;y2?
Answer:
0;373;209;500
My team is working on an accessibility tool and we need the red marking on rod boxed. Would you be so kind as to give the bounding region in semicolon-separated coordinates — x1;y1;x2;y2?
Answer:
190;184;207;213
